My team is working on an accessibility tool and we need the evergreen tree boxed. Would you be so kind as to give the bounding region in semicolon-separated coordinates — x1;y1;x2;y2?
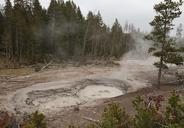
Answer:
3;0;13;61
0;0;136;66
146;0;183;89
32;0;45;62
48;0;57;54
75;6;85;57
0;11;4;54
110;19;123;58
76;6;83;22
13;0;27;63
23;0;35;63
63;1;78;57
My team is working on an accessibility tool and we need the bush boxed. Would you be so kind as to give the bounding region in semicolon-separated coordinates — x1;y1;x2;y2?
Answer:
165;92;184;128
133;95;164;128
0;111;19;128
100;102;132;128
0;111;11;128
21;111;46;128
70;92;183;128
1;92;183;128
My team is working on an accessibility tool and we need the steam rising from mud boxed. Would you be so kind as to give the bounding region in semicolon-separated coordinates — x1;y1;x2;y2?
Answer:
5;33;158;113
111;32;157;91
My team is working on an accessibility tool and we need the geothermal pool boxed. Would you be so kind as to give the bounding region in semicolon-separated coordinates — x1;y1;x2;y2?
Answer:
5;56;157;114
7;78;130;113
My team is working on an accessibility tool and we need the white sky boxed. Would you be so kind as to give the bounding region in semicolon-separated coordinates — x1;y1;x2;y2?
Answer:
1;0;184;32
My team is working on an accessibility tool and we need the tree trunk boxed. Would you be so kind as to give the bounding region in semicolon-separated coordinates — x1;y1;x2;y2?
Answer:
51;17;55;54
83;22;89;56
157;55;163;89
157;18;167;89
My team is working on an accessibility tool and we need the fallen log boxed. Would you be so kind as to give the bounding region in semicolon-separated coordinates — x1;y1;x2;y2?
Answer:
82;116;99;124
40;61;53;71
80;67;94;74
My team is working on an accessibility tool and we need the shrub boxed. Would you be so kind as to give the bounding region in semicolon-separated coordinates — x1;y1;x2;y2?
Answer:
132;95;164;128
22;111;46;128
165;92;184;128
72;92;183;128
0;111;19;128
0;111;11;128
100;102;132;128
1;92;183;128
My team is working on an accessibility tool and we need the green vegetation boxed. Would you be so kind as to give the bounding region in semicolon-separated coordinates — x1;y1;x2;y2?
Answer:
69;92;184;128
0;92;183;128
22;111;46;128
0;0;136;68
145;0;184;89
0;111;46;128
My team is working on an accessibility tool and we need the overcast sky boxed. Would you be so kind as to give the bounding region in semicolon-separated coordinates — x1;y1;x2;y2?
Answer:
1;0;184;32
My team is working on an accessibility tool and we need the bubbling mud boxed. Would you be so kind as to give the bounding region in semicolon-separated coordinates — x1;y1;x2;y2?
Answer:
7;78;130;113
6;57;158;113
78;85;124;100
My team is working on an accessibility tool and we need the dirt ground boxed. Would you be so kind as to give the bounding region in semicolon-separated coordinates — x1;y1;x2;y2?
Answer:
47;85;182;128
0;62;183;128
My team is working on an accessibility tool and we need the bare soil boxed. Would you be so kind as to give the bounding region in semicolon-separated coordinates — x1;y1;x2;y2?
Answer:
0;62;183;128
47;85;181;128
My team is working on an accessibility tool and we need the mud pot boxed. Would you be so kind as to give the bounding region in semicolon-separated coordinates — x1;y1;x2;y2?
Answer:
1;56;161;114
7;78;129;113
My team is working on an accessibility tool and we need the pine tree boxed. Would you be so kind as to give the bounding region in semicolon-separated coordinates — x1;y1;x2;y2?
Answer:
32;0;45;62
33;0;42;16
110;19;123;58
3;0;13;61
90;11;104;56
24;0;36;63
0;0;136;66
63;1;78;57
75;6;84;57
76;6;83;22
146;0;183;89
13;0;24;63
0;11;4;54
48;0;57;54
4;0;12;19
82;11;93;56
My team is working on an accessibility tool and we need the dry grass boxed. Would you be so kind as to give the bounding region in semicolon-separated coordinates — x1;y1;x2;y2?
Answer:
0;57;35;76
0;68;34;76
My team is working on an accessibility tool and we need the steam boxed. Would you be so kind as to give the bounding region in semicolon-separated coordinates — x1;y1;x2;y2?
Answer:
123;32;152;60
4;33;160;113
110;32;158;92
